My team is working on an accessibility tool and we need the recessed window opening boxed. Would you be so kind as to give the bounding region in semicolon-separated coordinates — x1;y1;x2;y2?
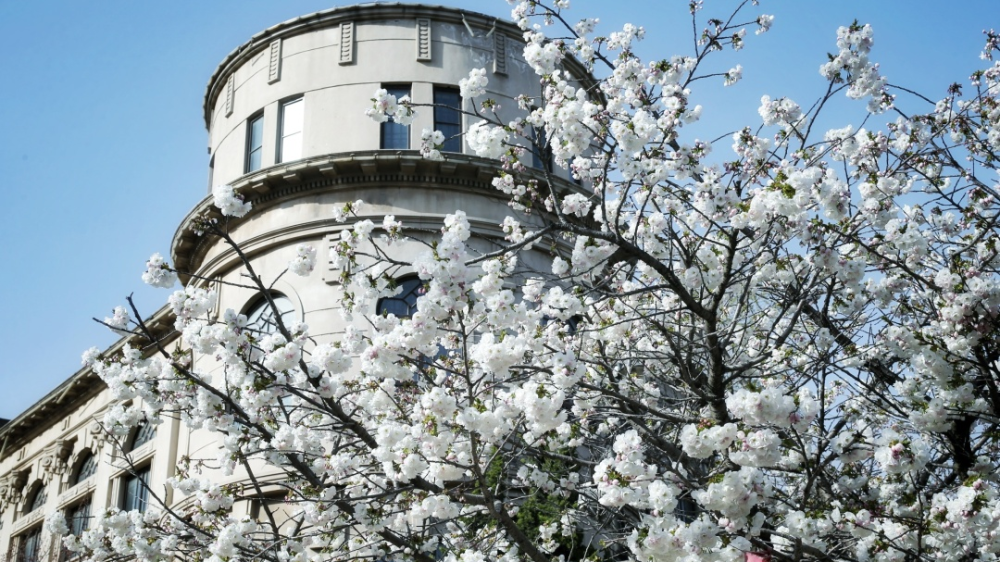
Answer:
433;86;462;153
375;278;424;318
74;452;98;485
531;125;553;172
278;97;303;163
18;527;43;562
245;293;295;335
380;85;411;150
246;112;264;172
128;422;156;452
26;483;47;514
67;497;93;536
121;465;151;513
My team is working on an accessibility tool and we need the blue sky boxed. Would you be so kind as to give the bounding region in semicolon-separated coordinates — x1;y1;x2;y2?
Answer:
0;0;994;418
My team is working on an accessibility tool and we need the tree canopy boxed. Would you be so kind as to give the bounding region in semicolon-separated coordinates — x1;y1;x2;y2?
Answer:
51;2;1000;562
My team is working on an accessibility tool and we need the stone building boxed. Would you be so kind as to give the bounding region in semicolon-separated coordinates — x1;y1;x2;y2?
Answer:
0;4;588;560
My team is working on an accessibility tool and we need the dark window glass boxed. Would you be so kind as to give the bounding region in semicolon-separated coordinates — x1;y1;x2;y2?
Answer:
376;278;424;318
122;466;150;513
27;484;47;513
19;527;42;562
67;498;92;536
380;85;411;150
675;495;698;523
129;422;156;452
246;113;264;172
74;453;98;485
541;314;580;335
433;87;462;153
245;294;295;336
531;125;552;171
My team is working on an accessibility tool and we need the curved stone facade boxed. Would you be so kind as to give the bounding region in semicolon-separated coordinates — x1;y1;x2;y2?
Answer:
203;3;582;189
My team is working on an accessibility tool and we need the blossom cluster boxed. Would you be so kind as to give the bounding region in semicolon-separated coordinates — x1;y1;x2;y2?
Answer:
65;2;1000;562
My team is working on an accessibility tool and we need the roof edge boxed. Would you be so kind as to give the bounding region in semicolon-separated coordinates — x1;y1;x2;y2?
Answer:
0;305;178;458
203;3;531;130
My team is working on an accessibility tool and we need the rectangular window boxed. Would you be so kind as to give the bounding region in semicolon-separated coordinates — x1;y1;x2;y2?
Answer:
380;85;411;150
245;113;264;173
121;466;150;513
18;527;42;562
277;98;303;163
531;126;551;171
67;498;92;536
433;86;462;153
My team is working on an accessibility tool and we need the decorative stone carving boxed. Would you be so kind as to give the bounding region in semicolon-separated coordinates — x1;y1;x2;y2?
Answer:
225;74;234;117
267;39;282;84
89;420;108;452
339;22;355;65
40;439;73;483
0;469;29;513
493;34;507;76
416;18;432;61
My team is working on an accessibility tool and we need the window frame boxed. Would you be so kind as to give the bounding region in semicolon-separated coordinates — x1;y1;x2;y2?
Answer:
433;86;462;153
375;277;425;318
66;496;93;537
16;525;44;562
244;292;296;336
120;465;151;513
25;482;47;515
72;452;98;486
127;421;157;452
531;125;553;172
245;111;265;173
277;96;304;164
379;84;411;150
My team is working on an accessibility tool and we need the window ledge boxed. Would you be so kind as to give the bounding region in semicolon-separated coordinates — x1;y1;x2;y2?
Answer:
57;479;96;509
110;442;155;478
11;506;44;534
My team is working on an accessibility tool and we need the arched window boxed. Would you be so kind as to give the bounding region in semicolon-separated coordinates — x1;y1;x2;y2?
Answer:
376;277;424;318
245;293;295;335
73;452;98;485
26;483;47;513
128;422;156;452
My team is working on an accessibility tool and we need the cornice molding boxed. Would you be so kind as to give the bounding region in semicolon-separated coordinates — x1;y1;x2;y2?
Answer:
172;150;583;282
0;306;177;459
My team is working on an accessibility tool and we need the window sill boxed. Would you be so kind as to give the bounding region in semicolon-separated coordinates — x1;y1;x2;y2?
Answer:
110;441;155;478
57;478;96;509
11;506;44;534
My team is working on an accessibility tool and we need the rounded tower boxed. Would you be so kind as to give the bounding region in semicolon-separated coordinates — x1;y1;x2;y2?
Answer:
171;3;589;335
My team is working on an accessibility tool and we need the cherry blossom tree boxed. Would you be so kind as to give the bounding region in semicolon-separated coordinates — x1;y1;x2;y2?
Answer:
49;1;1000;562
